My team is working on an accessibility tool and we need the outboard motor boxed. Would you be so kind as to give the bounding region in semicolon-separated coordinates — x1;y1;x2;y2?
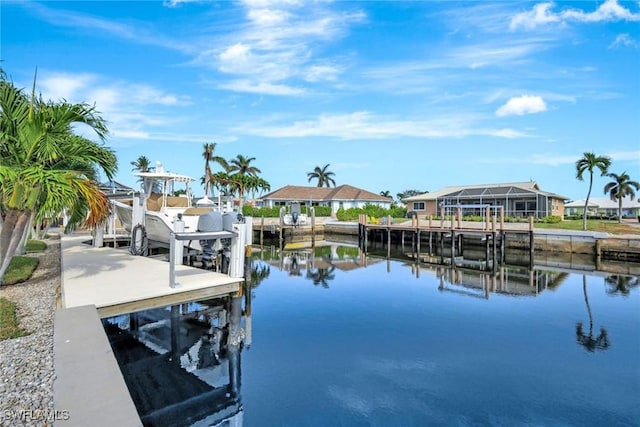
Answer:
291;201;301;226
197;211;223;269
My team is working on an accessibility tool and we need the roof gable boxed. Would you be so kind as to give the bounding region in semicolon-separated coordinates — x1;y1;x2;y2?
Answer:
260;185;392;202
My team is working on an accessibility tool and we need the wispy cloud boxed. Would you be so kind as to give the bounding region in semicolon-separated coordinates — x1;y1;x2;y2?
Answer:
510;0;640;31
496;95;547;117
609;33;639;49
23;2;193;53
194;1;365;95
233;111;526;140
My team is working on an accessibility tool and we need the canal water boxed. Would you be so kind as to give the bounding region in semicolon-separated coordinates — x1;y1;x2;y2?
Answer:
103;241;640;426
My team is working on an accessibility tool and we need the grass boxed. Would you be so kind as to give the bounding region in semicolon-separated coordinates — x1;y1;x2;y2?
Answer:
1;256;39;286
535;219;639;234
0;297;29;340
26;239;47;253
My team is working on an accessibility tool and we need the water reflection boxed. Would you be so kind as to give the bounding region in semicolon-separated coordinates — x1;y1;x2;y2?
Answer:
102;286;250;426
605;274;639;297
576;275;610;352
254;242;372;288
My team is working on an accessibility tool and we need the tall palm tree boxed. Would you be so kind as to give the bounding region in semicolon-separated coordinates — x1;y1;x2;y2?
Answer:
307;164;336;187
202;142;228;198
575;152;611;231
380;190;392;198
603;171;639;223
0;71;116;282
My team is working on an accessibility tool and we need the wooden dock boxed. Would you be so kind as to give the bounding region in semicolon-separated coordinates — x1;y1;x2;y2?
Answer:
357;214;536;269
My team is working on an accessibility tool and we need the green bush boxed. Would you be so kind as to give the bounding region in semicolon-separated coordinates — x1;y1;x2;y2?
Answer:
541;215;562;223
242;205;334;218
336;204;407;221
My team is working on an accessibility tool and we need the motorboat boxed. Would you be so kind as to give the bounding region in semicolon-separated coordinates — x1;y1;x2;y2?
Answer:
111;163;214;251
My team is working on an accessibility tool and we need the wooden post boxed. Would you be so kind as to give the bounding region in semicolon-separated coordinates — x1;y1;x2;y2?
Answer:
451;229;456;265
260;216;264;246
529;216;535;267
401;231;405;249
492;215;497;267
429;215;432;228
500;206;505;231
428;231;432;255
485;206;490;231
457;207;462;229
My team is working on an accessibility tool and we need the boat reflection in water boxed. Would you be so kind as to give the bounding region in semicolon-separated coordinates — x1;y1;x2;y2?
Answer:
102;285;251;427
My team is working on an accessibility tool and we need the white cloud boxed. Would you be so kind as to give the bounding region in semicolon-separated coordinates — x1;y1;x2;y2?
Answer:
234;111;525;140
510;0;640;30
27;2;192;53
305;65;341;82
219;80;305;96
163;0;200;7
36;71;192;144
496;95;547;117
207;2;364;95
609;33;639;49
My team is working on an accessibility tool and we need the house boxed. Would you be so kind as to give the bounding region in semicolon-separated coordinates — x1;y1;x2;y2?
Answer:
565;196;640;218
403;181;568;219
258;185;393;213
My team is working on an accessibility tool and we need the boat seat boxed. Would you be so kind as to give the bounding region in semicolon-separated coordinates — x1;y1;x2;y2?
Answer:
166;196;189;208
182;207;213;216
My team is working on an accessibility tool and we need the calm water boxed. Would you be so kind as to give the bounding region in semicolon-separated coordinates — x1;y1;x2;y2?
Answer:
103;243;640;427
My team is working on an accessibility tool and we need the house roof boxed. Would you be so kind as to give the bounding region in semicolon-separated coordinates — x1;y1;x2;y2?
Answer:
565;196;640;209
259;184;392;203
404;181;568;202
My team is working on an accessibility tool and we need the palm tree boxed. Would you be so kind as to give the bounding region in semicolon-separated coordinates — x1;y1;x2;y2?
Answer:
130;155;153;174
307;164;336;187
0;71;116;282
380;190;392;198
603;171;640;223
227;155;261;202
202;143;228;198
575;152;611;231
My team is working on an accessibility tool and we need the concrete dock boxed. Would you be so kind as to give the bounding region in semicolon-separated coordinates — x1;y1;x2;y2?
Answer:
61;235;241;317
55;234;244;426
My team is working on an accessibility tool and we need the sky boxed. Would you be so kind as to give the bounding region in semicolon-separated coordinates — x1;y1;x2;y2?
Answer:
1;0;639;201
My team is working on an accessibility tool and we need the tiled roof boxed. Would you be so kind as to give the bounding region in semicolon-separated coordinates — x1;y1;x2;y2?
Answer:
259;185;392;202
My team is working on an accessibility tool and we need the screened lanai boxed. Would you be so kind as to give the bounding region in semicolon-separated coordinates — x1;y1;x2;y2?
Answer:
404;182;568;219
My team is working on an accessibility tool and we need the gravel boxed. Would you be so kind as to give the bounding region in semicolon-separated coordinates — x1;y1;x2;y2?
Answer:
0;234;60;427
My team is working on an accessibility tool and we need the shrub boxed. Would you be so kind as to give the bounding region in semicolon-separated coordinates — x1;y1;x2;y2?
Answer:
541;215;562;223
243;205;334;218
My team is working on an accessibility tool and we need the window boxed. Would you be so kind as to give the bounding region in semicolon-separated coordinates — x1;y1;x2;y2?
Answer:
413;202;425;210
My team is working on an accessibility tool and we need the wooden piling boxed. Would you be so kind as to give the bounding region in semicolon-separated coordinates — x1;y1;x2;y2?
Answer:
260;216;264;246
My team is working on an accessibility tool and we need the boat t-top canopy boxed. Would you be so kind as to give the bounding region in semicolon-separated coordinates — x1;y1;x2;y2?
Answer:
134;172;195;183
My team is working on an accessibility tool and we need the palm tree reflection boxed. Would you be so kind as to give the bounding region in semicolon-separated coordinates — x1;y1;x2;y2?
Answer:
576;275;610;352
306;266;336;288
604;275;639;297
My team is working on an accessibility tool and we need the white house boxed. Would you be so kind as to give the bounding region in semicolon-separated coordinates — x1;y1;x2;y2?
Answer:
258;185;393;213
565;196;640;218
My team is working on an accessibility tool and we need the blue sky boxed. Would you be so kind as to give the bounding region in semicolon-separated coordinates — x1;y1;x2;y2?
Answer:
2;0;639;201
